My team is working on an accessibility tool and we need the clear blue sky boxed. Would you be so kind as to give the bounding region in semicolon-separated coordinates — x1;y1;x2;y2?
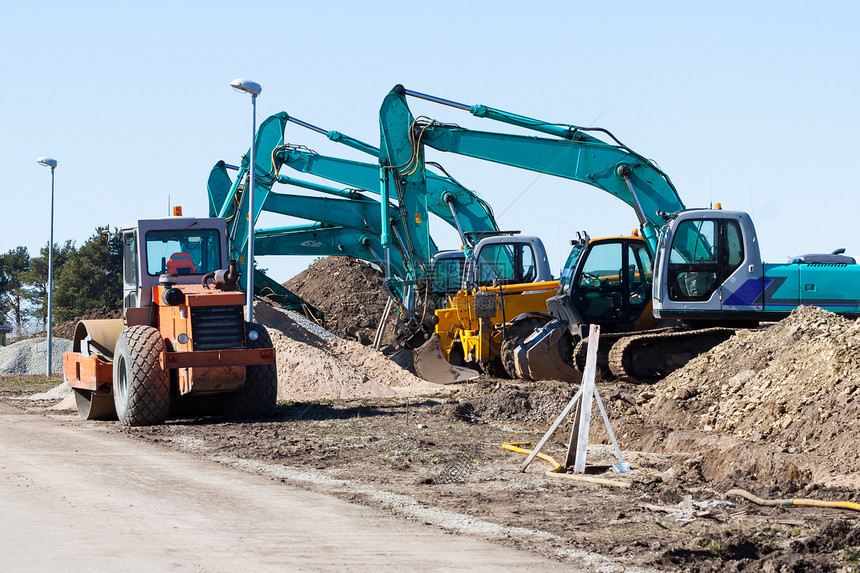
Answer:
3;1;859;283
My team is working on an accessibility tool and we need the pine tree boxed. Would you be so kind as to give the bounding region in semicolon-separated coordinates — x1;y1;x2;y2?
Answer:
52;229;122;322
0;246;31;333
24;240;74;329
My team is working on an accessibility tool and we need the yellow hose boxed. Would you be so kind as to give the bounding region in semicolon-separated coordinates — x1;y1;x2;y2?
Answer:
501;442;562;472
792;498;860;511
727;488;860;512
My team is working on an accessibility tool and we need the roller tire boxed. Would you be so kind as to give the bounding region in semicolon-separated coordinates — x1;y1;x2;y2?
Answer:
225;323;277;420
112;325;170;427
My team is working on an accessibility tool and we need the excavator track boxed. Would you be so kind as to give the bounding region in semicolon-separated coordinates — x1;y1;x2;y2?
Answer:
572;327;681;378
607;327;738;383
572;333;627;375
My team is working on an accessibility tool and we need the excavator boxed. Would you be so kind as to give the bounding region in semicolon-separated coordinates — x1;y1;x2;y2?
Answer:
209;111;561;379
381;85;860;382
208;111;509;296
377;85;679;379
209;112;528;380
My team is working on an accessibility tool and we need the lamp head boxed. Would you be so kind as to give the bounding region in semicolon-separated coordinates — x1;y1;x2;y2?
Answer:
229;78;261;96
37;157;58;169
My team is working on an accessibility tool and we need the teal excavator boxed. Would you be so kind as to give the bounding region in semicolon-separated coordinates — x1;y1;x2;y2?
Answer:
208;110;511;363
381;85;860;381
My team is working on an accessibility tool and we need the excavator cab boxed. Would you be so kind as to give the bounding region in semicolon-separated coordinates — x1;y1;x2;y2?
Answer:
654;208;860;321
427;250;466;308
552;236;655;333
464;235;553;288
654;210;761;320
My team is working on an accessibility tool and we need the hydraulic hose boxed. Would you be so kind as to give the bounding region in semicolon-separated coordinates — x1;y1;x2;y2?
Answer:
501;442;562;472
727;488;860;512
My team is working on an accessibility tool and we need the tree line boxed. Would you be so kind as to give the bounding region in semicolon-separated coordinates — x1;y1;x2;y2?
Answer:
0;229;122;335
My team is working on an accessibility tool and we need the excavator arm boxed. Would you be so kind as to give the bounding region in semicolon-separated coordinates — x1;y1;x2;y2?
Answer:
274;113;501;247
254;224;407;281
383;85;686;251
209;162;415;293
212;111;498;291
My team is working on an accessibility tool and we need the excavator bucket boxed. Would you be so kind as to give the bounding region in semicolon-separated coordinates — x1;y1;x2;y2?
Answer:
514;323;579;382
413;334;480;384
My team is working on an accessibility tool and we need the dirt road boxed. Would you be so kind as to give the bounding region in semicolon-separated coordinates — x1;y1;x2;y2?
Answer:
0;401;562;572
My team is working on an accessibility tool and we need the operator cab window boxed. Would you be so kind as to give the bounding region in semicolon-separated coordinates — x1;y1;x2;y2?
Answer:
145;229;222;276
667;219;743;302
575;242;624;320
557;244;583;295
475;243;537;286
628;243;652;306
431;257;465;295
122;232;138;287
572;240;654;323
122;231;139;308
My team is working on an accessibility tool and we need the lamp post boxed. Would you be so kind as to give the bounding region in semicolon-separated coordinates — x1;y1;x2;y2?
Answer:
37;156;57;376
230;78;262;323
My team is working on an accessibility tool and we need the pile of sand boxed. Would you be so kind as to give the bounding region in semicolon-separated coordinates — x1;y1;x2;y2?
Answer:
282;257;394;345
254;302;447;402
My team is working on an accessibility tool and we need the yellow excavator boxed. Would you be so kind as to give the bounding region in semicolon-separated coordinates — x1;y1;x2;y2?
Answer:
420;232;662;381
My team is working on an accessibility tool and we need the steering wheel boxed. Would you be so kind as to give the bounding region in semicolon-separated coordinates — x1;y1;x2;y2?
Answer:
580;272;602;288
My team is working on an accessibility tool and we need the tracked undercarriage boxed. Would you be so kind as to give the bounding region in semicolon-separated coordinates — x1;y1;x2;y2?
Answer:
521;322;741;384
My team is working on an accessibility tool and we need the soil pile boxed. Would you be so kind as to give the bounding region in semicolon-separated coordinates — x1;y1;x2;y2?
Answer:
636;305;860;484
254;302;446;402
283;257;393;345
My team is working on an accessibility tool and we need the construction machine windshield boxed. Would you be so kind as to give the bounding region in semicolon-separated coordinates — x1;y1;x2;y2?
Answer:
145;229;222;276
473;242;539;287
557;244;585;295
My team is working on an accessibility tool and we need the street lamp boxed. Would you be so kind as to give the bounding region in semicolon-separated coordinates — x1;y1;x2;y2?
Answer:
37;156;57;376
230;78;262;323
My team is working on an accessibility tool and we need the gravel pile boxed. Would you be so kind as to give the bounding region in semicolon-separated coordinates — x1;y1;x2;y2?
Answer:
284;310;340;341
21;383;72;401
0;338;71;375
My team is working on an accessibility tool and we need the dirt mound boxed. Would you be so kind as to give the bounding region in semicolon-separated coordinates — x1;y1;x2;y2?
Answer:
283;257;393;345
254;302;447;402
634;306;860;485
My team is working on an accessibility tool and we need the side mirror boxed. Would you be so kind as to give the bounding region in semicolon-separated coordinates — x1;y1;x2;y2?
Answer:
98;227;111;246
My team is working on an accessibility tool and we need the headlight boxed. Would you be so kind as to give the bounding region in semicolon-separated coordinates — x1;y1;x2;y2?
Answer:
177;333;189;345
161;287;185;306
248;330;259;341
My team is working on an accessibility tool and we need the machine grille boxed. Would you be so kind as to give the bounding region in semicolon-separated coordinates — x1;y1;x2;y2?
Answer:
190;306;245;350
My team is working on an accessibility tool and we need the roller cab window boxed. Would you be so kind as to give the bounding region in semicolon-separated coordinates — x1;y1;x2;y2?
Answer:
145;229;221;276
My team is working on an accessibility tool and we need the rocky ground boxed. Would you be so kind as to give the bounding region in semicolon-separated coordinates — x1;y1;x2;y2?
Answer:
4;256;860;571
